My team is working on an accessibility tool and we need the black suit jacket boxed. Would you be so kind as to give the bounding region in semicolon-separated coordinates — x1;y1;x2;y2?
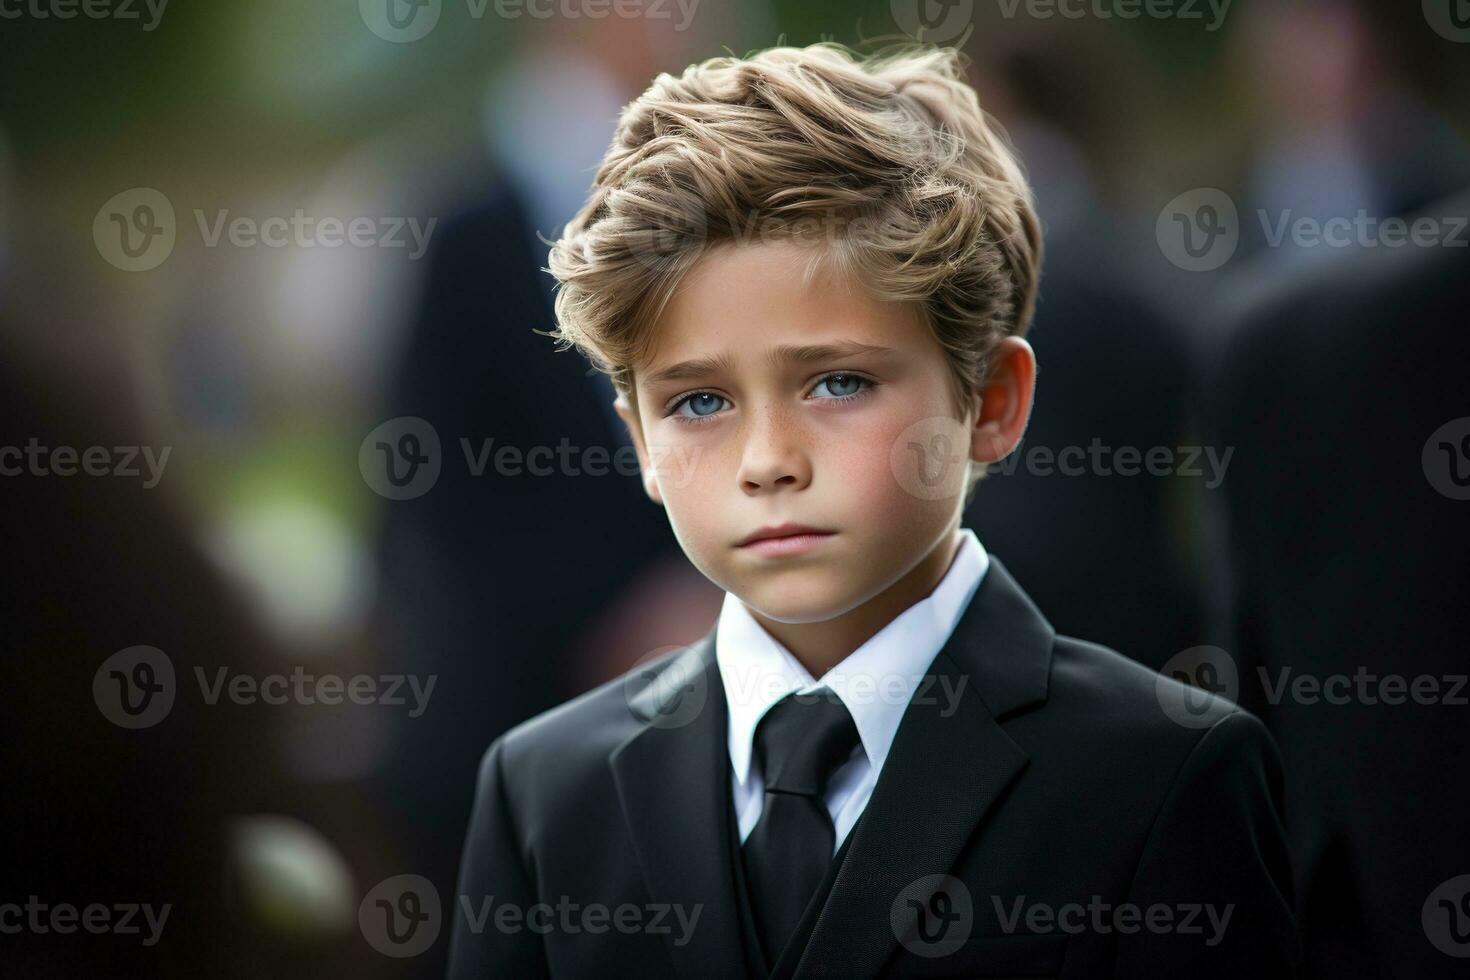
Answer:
449;559;1299;978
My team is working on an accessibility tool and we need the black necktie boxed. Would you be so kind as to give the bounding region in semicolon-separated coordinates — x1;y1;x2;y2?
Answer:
741;690;861;964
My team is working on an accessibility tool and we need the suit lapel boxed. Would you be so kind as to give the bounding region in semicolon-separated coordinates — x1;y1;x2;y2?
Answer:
609;633;752;980
792;558;1055;980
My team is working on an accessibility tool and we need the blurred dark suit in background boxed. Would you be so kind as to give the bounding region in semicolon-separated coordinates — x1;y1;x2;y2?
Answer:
374;183;710;975
1208;190;1470;978
965;234;1202;669
0;327;319;978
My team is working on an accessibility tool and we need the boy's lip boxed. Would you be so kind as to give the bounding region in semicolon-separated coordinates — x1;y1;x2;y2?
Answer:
736;522;837;547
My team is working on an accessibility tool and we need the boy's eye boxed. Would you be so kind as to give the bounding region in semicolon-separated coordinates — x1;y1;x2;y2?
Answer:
672;392;728;420
811;373;869;399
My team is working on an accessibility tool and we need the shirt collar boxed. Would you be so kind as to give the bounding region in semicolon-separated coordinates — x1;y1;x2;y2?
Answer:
715;528;990;788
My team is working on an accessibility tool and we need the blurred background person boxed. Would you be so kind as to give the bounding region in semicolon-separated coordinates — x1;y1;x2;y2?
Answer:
1206;3;1470;976
0;316;388;978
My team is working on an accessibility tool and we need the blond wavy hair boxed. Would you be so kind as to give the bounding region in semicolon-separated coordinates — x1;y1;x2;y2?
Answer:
546;42;1042;419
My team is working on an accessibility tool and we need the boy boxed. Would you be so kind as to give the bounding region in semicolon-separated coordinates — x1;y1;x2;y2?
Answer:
449;44;1297;979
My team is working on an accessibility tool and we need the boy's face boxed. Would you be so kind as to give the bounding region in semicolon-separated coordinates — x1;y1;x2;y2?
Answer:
616;241;1027;625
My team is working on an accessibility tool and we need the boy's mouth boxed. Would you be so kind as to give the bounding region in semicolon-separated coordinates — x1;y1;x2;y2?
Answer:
736;523;837;557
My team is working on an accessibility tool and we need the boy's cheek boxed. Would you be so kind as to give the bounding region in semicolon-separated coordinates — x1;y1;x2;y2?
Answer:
643;439;711;495
882;413;975;505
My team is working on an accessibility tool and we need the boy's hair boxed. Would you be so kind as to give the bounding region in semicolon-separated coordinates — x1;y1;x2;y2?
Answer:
547;41;1042;437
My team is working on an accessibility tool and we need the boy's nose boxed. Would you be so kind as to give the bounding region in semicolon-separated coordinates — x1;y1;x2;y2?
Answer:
737;409;812;495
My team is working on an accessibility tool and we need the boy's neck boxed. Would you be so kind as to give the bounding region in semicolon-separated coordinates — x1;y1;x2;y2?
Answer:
746;527;965;679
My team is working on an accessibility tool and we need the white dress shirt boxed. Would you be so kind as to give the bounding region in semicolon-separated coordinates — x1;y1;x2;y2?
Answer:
715;528;990;852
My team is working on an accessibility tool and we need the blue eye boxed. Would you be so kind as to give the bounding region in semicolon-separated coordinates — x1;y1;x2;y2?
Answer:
812;373;869;399
671;391;728;422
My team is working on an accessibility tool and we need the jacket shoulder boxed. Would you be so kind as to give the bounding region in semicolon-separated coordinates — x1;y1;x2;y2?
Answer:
1042;634;1274;758
473;645;705;813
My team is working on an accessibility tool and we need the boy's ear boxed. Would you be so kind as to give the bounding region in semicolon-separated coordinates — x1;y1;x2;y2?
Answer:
969;336;1037;465
613;394;665;505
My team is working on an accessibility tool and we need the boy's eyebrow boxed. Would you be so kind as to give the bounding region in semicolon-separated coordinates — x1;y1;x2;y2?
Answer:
769;341;896;366
644;341;895;387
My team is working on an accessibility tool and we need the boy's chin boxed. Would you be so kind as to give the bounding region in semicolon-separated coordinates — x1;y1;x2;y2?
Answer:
732;578;866;626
